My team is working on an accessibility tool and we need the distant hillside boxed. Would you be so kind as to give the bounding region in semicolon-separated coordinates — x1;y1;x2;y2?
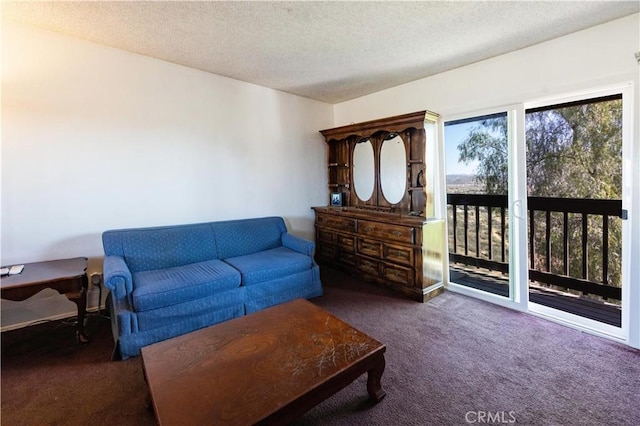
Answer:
446;174;478;185
446;174;484;194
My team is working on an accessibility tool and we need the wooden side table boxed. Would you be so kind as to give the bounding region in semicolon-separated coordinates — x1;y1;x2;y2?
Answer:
1;257;89;343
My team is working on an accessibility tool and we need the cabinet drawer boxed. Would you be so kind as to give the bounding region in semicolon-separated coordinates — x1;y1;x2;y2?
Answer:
316;213;356;233
358;238;382;258
359;220;414;244
383;243;414;267
317;244;336;259
357;256;380;277
382;264;414;286
337;234;355;251
317;228;336;244
337;250;356;266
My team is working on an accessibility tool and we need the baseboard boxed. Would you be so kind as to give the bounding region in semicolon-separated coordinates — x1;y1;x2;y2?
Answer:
422;282;445;302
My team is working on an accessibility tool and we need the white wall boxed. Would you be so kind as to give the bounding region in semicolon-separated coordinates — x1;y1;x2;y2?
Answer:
334;14;640;347
1;22;332;327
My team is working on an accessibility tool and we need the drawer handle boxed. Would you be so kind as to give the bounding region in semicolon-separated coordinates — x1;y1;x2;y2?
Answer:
364;226;374;232
392;231;402;237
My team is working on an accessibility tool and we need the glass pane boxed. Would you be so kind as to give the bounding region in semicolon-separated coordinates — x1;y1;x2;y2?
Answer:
444;112;510;298
525;95;622;327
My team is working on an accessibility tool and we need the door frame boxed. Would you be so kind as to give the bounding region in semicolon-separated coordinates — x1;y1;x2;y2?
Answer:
439;81;636;347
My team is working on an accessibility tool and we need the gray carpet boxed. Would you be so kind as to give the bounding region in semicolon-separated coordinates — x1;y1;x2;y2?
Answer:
2;267;638;425
298;269;640;425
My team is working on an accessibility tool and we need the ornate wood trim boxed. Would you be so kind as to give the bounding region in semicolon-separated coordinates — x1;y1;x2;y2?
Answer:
320;110;434;141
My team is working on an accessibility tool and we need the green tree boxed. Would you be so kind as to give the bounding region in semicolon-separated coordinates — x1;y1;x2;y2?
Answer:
538;101;622;199
457;116;508;194
457;100;622;199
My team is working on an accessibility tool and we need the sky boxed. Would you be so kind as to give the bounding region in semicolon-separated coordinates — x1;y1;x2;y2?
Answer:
444;121;480;176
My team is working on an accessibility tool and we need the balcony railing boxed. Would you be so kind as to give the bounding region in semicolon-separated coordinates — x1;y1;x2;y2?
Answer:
447;194;623;302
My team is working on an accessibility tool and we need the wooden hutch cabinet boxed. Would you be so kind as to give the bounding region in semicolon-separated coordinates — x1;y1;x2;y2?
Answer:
313;110;443;302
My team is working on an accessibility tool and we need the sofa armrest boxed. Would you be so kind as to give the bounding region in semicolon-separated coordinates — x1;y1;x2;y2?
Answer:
282;233;315;257
103;255;133;301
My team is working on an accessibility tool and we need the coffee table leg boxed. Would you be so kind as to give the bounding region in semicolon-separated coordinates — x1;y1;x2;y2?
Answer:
367;353;386;402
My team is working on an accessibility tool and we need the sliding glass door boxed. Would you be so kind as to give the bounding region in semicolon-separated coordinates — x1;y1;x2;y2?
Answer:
442;85;631;341
444;112;513;299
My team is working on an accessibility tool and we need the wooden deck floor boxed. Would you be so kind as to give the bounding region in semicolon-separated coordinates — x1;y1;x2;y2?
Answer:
449;266;621;327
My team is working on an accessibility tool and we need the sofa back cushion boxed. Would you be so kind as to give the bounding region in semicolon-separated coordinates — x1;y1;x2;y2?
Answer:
212;217;287;259
103;223;218;272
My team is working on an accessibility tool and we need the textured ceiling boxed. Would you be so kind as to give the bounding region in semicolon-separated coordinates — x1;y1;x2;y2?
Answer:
3;1;639;104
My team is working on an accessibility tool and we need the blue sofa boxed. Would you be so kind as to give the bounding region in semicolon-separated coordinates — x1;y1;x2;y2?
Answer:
102;216;322;359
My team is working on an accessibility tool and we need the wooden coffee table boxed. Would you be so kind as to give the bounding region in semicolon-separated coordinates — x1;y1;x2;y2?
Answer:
141;298;386;425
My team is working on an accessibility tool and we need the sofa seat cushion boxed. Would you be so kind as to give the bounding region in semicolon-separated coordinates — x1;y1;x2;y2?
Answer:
223;246;312;286
132;259;241;312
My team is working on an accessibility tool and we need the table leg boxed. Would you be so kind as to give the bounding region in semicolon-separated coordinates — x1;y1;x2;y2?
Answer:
75;288;89;343
69;275;90;343
366;353;386;402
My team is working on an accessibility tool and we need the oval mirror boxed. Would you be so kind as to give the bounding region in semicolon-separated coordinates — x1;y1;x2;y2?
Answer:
353;139;375;201
380;134;407;204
